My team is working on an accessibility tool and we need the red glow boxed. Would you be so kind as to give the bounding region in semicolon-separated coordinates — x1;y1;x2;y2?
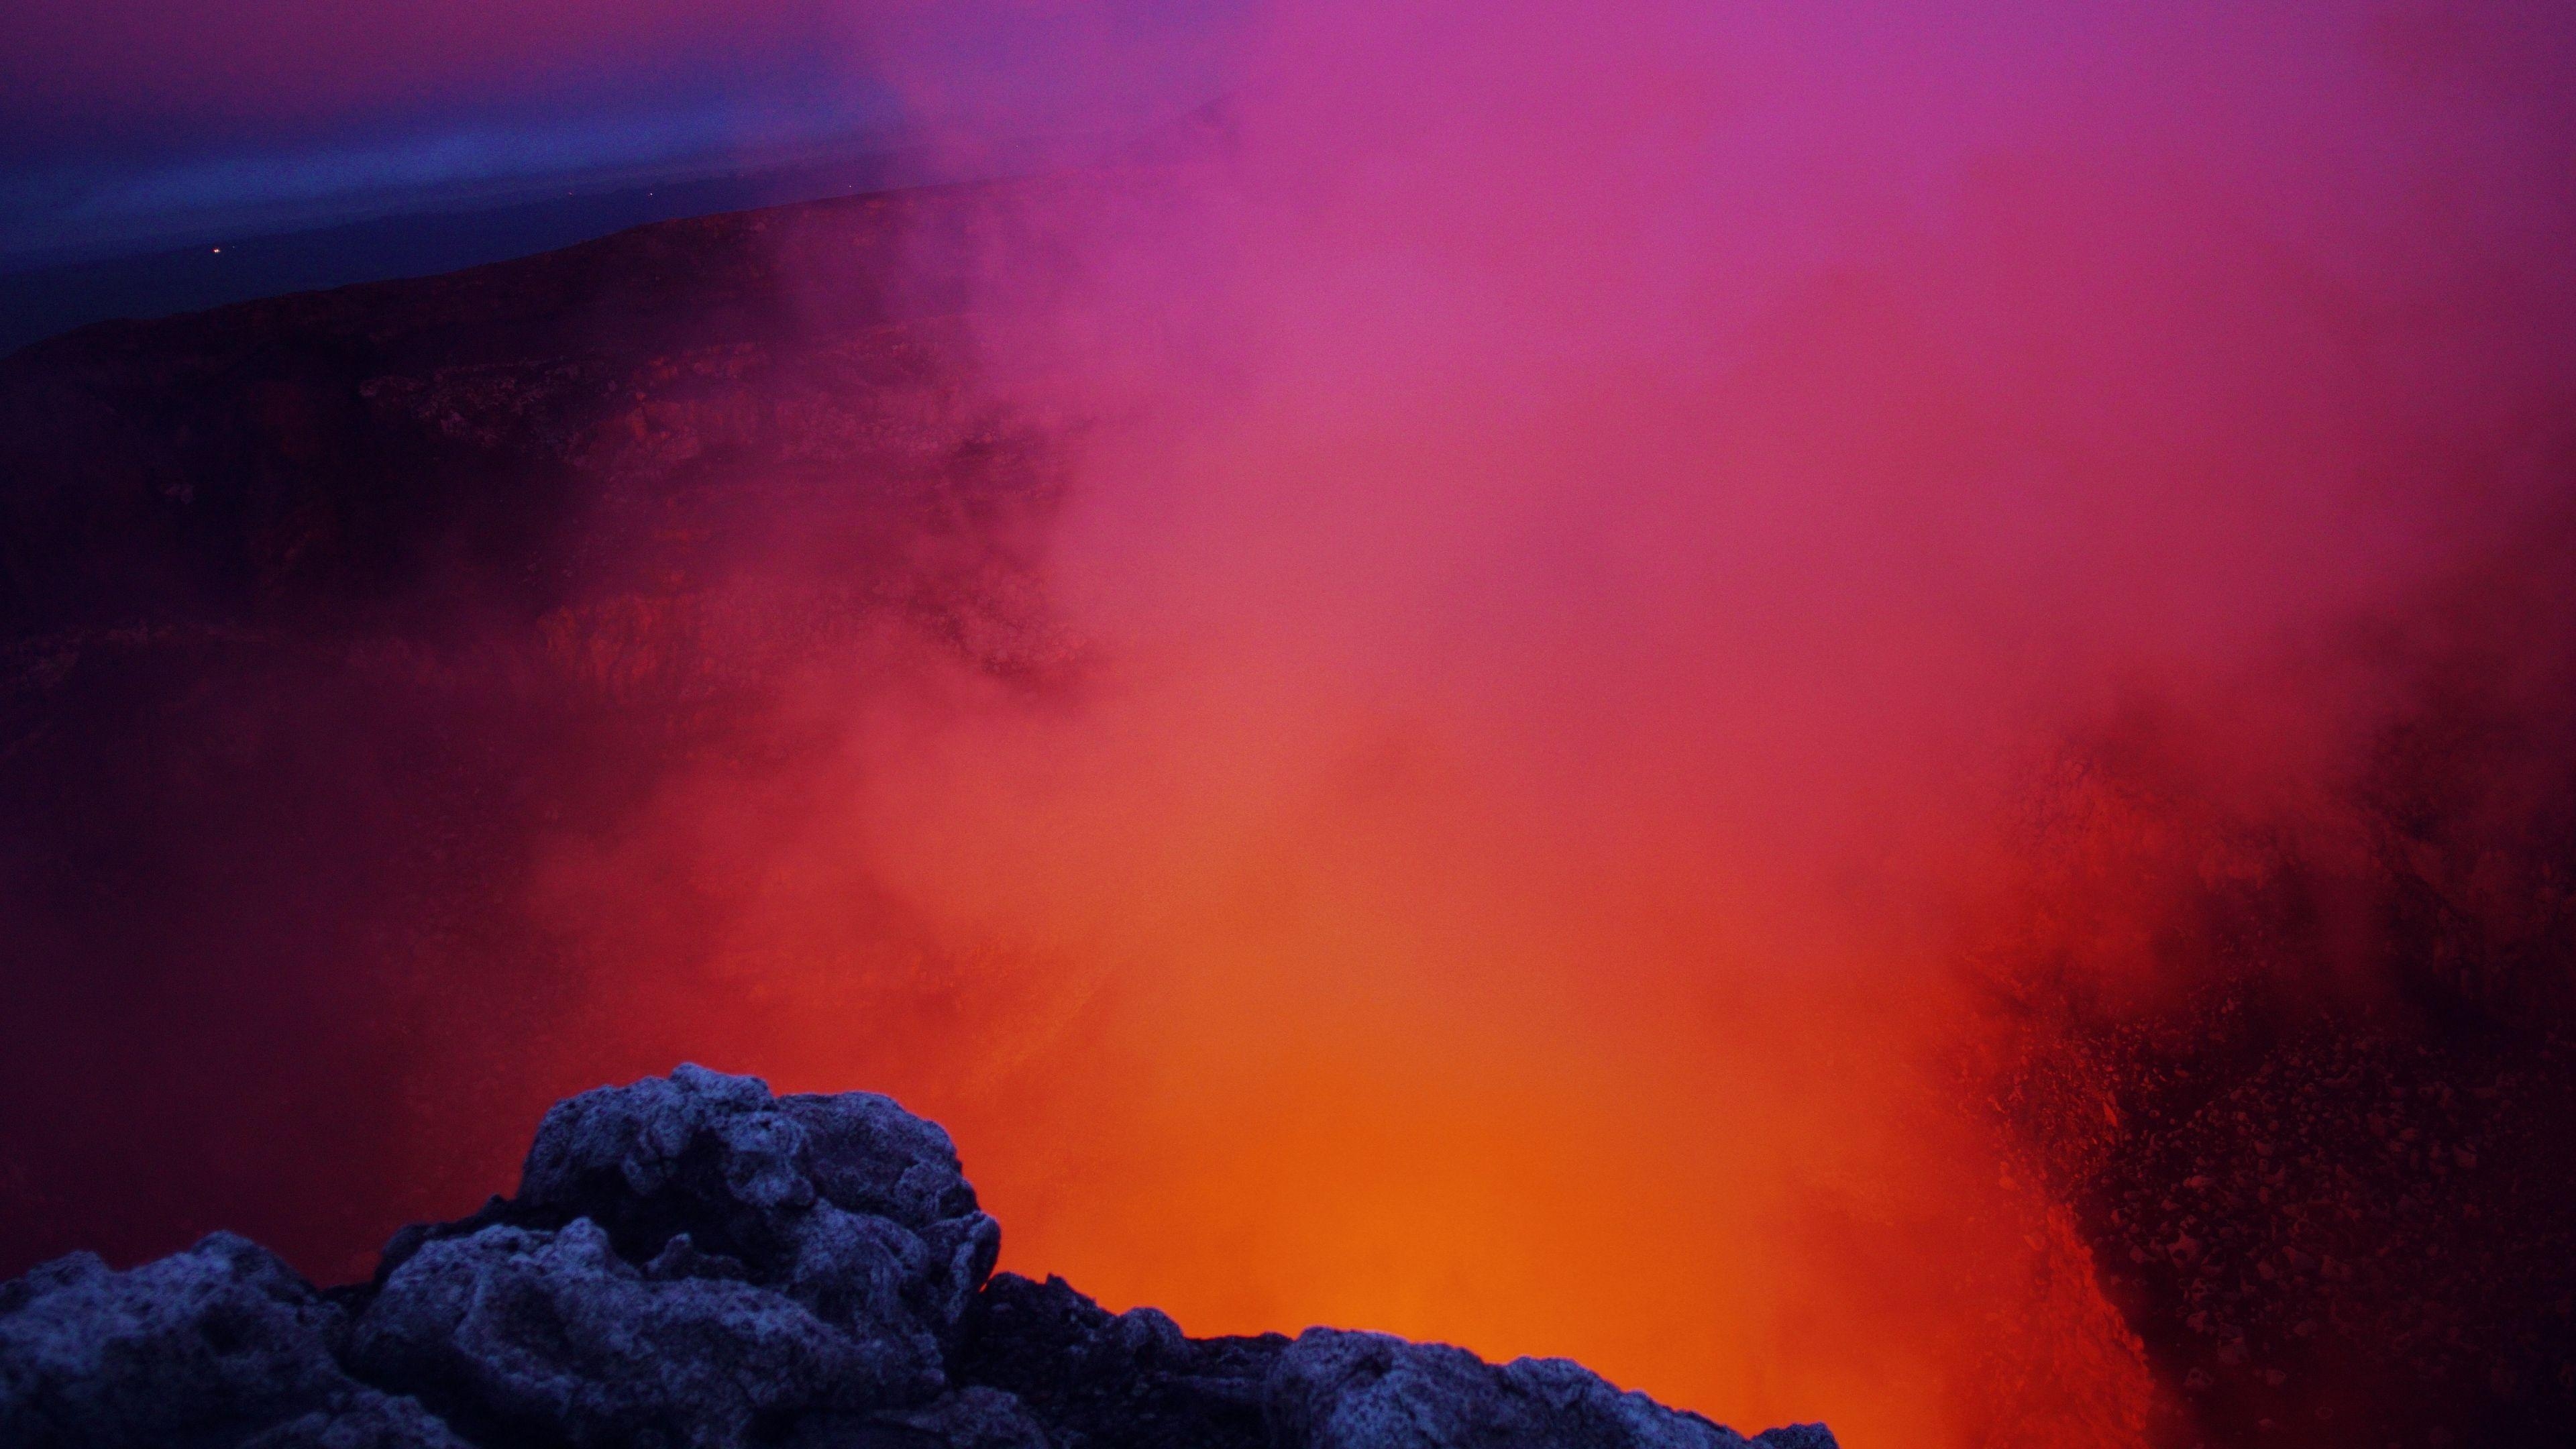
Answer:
496;6;2576;1443
7;5;2575;1447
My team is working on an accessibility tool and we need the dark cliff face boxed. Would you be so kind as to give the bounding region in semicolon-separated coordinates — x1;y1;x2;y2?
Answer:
0;182;1046;638
0;1067;1841;1449
0;187;1069;1285
1968;539;2576;1449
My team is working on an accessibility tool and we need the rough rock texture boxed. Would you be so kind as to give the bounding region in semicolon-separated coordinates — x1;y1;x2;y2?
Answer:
1267;1332;1836;1449
1973;580;2576;1449
350;1066;994;1446
956;1269;1283;1449
0;1068;1836;1449
0;1233;466;1449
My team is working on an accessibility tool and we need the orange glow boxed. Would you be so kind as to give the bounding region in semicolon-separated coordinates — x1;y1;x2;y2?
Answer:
453;6;2576;1443
449;9;2576;1444
11;7;2566;1449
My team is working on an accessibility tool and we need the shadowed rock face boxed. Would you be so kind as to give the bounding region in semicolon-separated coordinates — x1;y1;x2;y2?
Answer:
0;184;1037;639
0;1067;1839;1449
0;185;1071;1296
0;1234;471;1449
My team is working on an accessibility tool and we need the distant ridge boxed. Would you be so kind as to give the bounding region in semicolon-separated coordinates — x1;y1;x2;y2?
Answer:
0;100;1235;357
0;150;902;356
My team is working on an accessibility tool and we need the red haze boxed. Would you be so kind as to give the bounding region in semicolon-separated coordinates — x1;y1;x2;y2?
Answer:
5;4;2576;1448
686;4;2575;1442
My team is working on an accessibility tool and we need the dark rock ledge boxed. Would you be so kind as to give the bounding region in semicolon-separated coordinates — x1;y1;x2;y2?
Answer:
1;1065;1837;1449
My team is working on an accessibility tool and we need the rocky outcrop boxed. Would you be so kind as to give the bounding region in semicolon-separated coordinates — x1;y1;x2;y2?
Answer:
0;1233;467;1449
0;1067;1837;1449
1267;1334;1838;1449
348;1067;994;1447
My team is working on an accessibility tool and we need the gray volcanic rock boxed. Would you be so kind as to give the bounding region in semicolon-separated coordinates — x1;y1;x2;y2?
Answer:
350;1218;914;1448
352;1065;993;1445
951;1271;1282;1449
1267;1331;1835;1449
0;1067;1837;1449
506;1063;998;1353
798;1385;1055;1449
0;1232;464;1449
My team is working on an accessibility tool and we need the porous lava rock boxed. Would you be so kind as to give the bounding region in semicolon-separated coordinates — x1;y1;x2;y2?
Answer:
0;1067;1837;1449
1267;1331;1839;1449
0;1232;466;1449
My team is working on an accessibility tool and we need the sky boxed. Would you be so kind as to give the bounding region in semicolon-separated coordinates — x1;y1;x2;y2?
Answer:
0;0;1248;262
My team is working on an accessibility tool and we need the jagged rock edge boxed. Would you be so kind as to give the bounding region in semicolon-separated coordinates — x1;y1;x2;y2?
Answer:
1;1065;1837;1449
